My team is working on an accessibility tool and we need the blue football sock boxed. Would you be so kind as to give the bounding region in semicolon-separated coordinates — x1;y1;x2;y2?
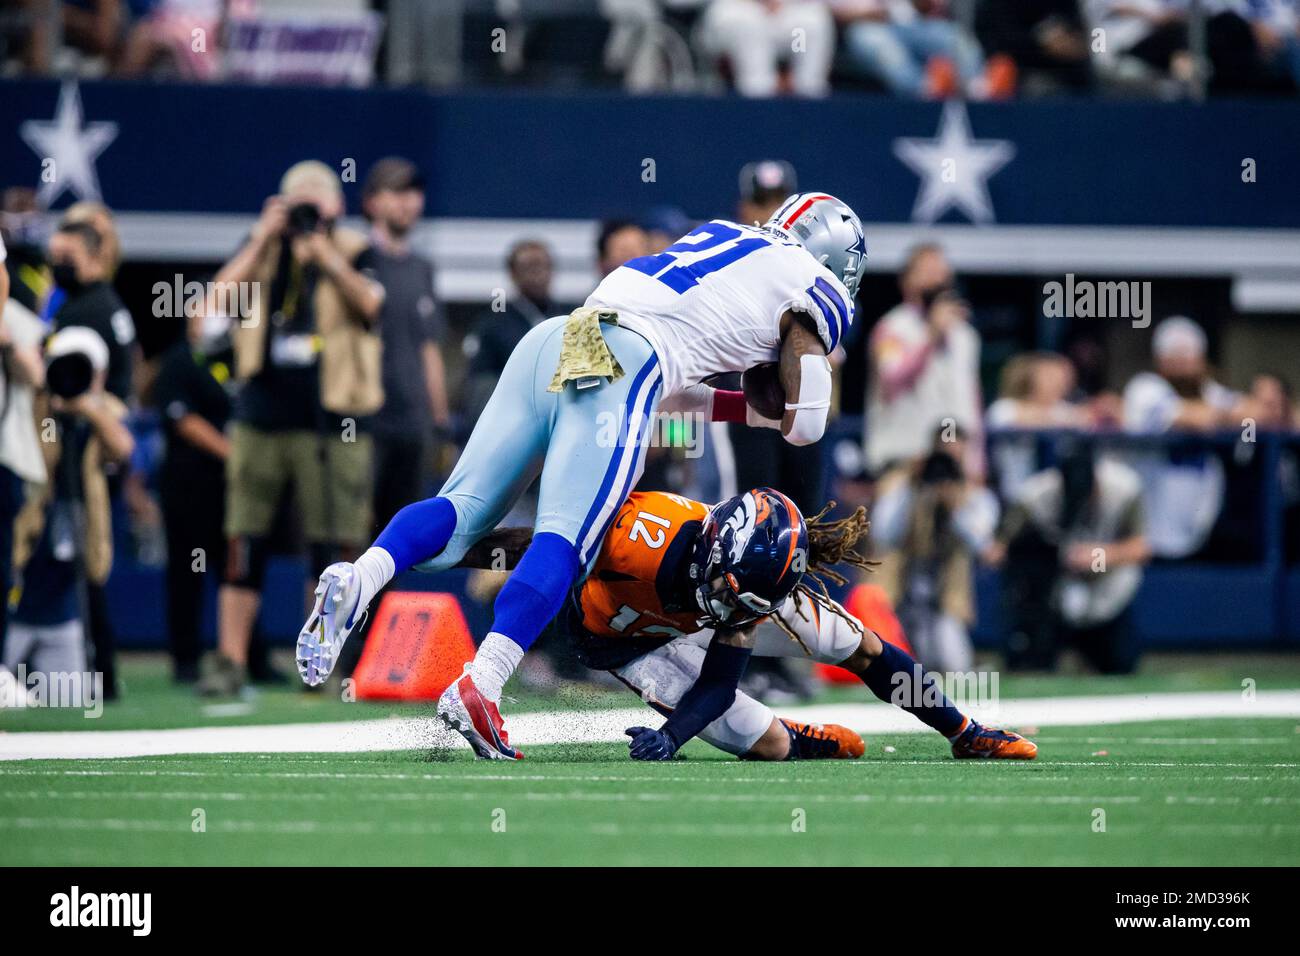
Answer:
861;641;966;738
373;496;457;573
490;532;580;652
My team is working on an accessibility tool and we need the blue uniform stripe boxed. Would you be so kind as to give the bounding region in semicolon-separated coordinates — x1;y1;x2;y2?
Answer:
574;355;661;557
814;276;850;334
581;373;663;564
807;285;842;351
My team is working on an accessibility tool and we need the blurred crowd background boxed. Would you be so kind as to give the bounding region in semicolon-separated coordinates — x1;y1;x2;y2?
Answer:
1;0;1299;708
3;0;1299;100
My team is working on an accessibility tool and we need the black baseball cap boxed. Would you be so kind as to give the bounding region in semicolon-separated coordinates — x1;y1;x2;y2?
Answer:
363;157;426;197
739;160;797;202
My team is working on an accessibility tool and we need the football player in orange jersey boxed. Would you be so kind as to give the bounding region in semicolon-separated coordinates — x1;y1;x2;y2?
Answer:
465;487;1037;762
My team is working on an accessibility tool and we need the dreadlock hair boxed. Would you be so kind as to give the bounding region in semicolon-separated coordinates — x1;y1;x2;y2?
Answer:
770;501;876;655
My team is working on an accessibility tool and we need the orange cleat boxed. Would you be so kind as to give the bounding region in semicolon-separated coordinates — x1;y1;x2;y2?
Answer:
781;719;865;760
950;718;1038;760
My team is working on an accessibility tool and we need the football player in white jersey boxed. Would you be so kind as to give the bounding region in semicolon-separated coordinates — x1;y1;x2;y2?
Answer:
295;192;867;760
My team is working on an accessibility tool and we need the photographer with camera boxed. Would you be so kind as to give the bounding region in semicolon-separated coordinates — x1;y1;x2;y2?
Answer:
202;160;384;696
5;327;133;681
984;436;1150;673
871;424;1000;673
867;242;984;480
47;220;136;403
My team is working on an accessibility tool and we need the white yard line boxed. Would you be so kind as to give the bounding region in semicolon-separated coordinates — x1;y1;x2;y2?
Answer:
1;690;1298;761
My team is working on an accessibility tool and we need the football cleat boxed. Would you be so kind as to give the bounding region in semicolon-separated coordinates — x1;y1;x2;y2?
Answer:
950;718;1038;760
437;670;523;761
296;562;365;687
781;718;865;760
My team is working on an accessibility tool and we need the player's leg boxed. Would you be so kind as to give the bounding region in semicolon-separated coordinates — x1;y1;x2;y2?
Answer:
755;596;1037;759
614;637;862;761
439;326;663;758
296;318;565;686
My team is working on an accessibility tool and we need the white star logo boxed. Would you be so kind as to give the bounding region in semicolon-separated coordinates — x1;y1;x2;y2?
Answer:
892;101;1015;225
20;81;118;207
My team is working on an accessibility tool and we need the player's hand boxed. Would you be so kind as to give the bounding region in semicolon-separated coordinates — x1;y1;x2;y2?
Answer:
625;726;677;761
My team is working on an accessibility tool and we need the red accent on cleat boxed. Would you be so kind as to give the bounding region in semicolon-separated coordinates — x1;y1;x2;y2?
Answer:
456;673;523;760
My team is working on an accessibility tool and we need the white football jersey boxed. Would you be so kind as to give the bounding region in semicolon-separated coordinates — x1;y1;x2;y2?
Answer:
585;220;854;401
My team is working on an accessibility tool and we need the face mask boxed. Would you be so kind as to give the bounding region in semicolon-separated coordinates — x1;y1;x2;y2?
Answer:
51;262;83;293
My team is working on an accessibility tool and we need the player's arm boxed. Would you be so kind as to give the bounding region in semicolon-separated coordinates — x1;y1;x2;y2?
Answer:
458;527;533;570
625;624;755;760
775;311;832;446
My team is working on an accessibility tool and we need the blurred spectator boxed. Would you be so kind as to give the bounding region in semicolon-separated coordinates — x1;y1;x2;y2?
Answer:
47;220;134;402
153;306;232;684
1087;0;1286;94
975;0;1093;93
1;188;50;315
872;425;1000;672
866;242;983;479
595;218;651;279
1;234;48;656
986;351;1090;499
1121;315;1247;559
22;0;124;74
6;327;133;682
640;205;694;253
202;160;383;696
988;437;1149;673
360;157;449;536
463;238;561;432
60;202;123;279
736;158;797;225
1249;370;1296;428
1247;0;1300;89
698;0;835;97
118;0;224;81
53;205;138;697
835;0;1016;99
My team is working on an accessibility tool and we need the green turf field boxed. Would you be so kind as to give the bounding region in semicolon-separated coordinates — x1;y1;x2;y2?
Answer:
3;655;1299;866
3;717;1298;866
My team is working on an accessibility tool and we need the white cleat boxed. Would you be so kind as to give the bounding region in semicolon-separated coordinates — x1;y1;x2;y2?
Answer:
436;670;524;760
296;563;366;687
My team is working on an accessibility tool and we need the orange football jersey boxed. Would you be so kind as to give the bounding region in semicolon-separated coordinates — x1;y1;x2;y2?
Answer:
579;490;710;643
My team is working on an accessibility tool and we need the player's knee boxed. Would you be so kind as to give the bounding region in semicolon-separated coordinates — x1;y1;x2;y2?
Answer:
375;496;458;572
491;532;580;643
742;719;793;761
838;628;884;675
513;532;579;601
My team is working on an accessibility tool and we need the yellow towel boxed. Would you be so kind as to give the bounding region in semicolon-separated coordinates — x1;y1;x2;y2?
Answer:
547;306;624;392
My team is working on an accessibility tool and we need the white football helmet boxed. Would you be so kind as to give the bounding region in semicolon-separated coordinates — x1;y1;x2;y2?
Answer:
764;193;867;298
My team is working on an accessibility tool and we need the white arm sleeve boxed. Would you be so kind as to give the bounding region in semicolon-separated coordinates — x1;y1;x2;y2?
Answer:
783;353;832;446
657;381;715;417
